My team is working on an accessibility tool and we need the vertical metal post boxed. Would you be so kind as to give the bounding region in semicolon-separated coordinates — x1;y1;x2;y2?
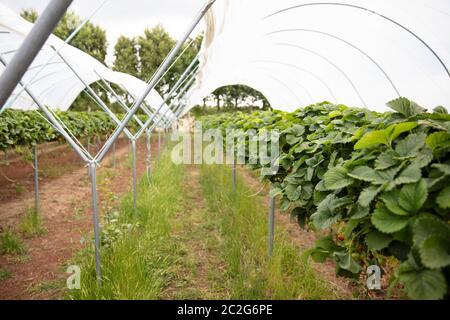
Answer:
132;139;137;214
33;145;39;212
0;0;73;110
268;195;275;257
89;161;102;284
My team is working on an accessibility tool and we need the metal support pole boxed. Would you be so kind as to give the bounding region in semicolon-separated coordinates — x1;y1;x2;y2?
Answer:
134;63;199;139
268;195;275;257
94;1;215;163
33;145;39;212
131;139;137;214
54;49;134;140
0;56;91;162
88;161;102;284
0;0;73;110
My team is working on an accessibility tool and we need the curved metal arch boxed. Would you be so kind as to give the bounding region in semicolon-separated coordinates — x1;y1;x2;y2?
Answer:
0;50;65;72
5;70;69;109
255;66;314;105
26;61;66;71
220;76;290;109
250;59;337;102
265;29;401;97
274;42;367;107
262;2;450;78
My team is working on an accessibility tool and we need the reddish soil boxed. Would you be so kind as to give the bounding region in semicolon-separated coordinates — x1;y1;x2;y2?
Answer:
0;135;164;300
0;137;129;203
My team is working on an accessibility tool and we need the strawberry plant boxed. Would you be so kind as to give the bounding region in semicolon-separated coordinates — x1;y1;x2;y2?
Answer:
201;98;450;299
0;110;147;151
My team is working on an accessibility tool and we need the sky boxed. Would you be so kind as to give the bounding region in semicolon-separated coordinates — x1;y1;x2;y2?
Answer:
0;0;206;64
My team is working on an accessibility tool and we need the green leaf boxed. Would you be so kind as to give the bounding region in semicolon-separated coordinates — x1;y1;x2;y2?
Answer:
333;251;361;274
371;207;410;234
323;166;354;190
348;166;378;182
269;187;282;198
309;236;338;262
286;134;301;145
358;186;380;207
387;97;426;118
426;132;450;154
419;235;450;269
413;215;450;248
395;133;426;157
349;205;369;220
389;122;419;142
398;179;428;214
354;129;390;150
381;190;409;216
398;259;447;300
349;166;399;185
285;183;301;201
312;194;351;229
432;163;450;176
365;231;393;250
375;150;398;170
436;186;450;209
394;164;421;185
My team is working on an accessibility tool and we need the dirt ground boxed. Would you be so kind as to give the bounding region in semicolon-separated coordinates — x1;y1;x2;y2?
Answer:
0;135;163;300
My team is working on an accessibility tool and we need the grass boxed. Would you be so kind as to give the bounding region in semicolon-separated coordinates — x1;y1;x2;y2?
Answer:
199;163;345;299
28;279;63;294
65;142;345;300
20;207;46;238
14;183;26;194
0;268;12;281
0;230;27;255
67;148;186;299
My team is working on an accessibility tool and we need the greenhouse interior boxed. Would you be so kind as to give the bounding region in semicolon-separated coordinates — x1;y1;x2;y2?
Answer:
0;0;449;304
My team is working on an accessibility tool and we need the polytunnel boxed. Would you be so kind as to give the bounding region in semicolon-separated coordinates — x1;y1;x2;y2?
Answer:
0;0;449;299
0;3;174;122
187;0;450;113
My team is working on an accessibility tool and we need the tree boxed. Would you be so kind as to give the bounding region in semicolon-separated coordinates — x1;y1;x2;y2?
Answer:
21;10;108;64
21;9;109;111
113;36;139;77
138;25;175;95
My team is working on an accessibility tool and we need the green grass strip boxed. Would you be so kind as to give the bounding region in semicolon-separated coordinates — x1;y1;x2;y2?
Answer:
200;163;346;300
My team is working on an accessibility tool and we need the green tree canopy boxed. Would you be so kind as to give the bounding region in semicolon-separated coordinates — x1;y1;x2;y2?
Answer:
113;35;139;77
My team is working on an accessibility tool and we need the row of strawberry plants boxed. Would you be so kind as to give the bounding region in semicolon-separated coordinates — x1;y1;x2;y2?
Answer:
0;110;145;151
201;98;450;299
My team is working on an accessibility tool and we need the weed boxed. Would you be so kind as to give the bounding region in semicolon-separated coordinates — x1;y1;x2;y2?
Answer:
20;207;46;238
0;230;27;255
0;268;11;281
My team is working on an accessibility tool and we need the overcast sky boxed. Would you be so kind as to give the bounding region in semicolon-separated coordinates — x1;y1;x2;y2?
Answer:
0;0;206;63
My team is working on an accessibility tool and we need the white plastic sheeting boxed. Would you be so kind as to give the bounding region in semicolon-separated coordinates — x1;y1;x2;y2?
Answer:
0;3;174;121
188;0;450;112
